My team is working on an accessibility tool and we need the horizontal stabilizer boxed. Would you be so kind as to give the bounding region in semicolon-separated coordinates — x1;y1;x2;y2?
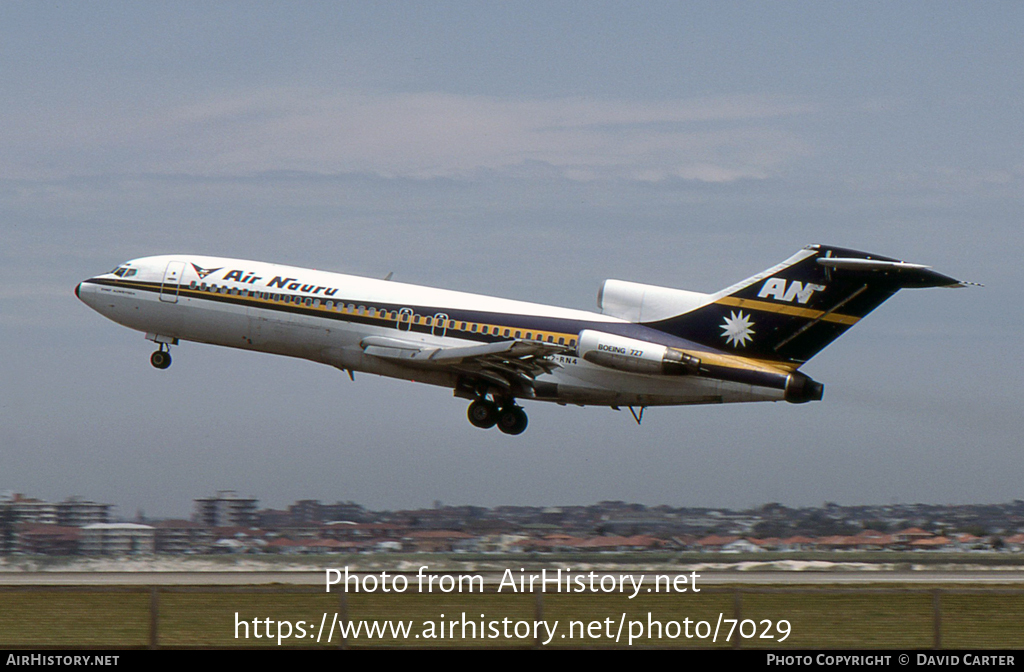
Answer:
816;257;974;288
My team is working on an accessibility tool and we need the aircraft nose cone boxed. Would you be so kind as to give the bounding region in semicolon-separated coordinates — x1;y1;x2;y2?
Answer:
75;282;82;299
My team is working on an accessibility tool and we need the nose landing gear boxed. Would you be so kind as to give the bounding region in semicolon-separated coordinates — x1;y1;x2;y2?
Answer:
150;345;172;369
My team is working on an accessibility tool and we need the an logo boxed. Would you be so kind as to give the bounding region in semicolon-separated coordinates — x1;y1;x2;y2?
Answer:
721;311;756;348
757;277;826;304
190;263;222;280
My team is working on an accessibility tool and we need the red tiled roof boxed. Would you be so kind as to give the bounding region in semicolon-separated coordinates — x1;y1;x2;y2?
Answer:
853;532;896;545
304;539;349;548
816;536;861;546
576;535;662;549
404;530;474;539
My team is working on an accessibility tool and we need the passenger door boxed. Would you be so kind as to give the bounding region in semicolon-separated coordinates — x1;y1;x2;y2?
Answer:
160;261;186;303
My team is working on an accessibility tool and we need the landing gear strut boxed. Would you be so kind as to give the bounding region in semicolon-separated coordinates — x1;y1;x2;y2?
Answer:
150;345;172;369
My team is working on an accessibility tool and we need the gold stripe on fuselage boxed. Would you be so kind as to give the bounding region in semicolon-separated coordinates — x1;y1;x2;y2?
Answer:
113;278;799;375
670;348;798;374
121;278;580;348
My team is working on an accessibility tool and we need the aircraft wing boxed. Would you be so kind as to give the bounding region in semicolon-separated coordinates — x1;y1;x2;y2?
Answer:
360;336;569;388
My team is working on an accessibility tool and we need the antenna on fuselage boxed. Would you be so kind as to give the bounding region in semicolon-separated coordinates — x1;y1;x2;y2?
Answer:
628;406;646;425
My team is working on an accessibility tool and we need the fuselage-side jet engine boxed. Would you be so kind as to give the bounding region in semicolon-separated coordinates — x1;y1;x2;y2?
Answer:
76;245;971;435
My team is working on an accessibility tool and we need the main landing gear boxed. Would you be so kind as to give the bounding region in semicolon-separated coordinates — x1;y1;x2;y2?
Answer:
467;398;528;435
150;345;172;369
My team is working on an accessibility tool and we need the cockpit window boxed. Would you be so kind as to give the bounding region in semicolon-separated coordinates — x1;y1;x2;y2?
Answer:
111;266;137;278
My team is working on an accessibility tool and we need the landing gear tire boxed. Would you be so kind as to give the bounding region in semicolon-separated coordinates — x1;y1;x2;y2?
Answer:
497;406;528;435
467;400;498;429
150;350;172;369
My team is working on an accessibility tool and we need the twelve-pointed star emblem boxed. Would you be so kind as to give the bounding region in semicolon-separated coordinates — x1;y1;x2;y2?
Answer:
720;310;755;347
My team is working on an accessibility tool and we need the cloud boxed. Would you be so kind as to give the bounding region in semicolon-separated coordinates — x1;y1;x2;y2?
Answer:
3;89;815;182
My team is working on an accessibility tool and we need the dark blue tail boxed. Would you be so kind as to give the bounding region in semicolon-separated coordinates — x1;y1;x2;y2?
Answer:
643;245;966;365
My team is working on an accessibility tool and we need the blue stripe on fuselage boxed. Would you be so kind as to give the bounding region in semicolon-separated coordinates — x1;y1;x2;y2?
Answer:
83;276;762;365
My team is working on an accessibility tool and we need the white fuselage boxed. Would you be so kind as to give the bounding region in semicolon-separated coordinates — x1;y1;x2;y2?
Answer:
77;255;787;409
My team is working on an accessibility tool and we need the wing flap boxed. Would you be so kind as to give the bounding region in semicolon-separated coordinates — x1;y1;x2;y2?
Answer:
360;336;569;385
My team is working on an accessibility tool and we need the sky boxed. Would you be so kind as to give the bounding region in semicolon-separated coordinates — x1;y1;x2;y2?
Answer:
1;2;1021;519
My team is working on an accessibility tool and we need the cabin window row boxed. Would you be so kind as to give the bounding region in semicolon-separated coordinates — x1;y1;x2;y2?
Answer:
187;281;574;346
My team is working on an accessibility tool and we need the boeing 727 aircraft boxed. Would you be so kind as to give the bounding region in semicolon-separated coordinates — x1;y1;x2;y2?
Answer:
76;245;969;435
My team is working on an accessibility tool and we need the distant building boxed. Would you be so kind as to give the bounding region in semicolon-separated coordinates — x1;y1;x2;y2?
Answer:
257;509;292;529
153;520;213;554
80;523;155;555
284;500;368;526
403;530;474;552
287;500;322;525
17;525;81;555
193;491;259;527
57;497;113;527
0;493;57;525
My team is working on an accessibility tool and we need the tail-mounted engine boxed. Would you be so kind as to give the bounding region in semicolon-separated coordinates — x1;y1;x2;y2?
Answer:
784;371;824;403
577;330;700;376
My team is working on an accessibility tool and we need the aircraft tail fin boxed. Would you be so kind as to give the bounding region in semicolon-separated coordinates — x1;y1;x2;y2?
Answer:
639;244;969;365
